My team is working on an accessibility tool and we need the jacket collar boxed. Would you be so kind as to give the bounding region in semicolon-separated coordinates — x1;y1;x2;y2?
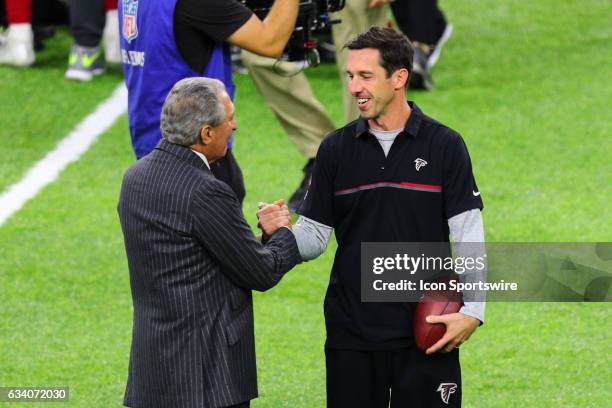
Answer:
154;139;212;172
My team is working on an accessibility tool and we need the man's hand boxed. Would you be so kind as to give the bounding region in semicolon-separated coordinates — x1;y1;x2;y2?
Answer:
257;199;291;236
425;313;480;355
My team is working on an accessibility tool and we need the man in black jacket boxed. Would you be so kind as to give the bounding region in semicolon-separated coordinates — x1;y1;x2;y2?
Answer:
118;77;301;408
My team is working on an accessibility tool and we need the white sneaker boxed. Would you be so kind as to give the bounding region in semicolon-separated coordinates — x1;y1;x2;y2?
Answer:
0;24;35;67
103;9;121;64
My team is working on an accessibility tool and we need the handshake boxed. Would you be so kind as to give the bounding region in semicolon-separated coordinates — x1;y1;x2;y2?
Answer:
256;199;292;238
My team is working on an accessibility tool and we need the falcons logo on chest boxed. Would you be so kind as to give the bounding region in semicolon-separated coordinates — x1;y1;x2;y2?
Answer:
437;382;458;404
414;158;428;171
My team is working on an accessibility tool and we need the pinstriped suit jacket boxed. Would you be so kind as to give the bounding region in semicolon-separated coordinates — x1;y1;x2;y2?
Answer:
118;140;301;408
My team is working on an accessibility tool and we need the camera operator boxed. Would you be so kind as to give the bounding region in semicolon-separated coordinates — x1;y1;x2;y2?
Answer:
120;0;299;204
242;0;393;210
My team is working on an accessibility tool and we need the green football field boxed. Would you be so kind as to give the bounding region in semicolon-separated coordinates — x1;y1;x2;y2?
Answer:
1;0;611;407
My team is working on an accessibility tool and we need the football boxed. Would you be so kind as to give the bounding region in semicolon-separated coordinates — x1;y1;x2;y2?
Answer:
413;290;463;352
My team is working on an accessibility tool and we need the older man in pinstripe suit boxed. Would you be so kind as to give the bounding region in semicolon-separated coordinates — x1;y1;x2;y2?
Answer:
118;77;301;408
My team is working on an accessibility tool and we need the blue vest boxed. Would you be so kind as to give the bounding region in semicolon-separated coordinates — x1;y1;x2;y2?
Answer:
119;0;235;159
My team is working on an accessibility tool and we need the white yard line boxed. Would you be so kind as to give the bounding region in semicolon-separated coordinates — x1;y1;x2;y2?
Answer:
0;83;128;227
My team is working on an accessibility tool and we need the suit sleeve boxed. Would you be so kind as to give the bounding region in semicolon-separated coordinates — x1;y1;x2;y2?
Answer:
190;181;301;291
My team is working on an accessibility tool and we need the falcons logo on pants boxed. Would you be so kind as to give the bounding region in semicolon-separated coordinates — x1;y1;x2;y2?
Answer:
437;383;458;404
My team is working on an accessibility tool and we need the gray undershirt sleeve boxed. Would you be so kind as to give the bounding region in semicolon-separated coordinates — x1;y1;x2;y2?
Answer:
291;216;333;260
449;209;487;323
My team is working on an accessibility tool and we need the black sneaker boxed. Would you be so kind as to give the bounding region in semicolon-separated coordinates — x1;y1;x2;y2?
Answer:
33;26;56;51
410;44;433;90
288;159;315;212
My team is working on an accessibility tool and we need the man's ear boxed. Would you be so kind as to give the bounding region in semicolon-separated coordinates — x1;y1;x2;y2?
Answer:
199;125;213;145
393;68;409;90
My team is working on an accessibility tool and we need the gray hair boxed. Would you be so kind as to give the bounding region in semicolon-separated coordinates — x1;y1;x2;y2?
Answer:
160;77;227;146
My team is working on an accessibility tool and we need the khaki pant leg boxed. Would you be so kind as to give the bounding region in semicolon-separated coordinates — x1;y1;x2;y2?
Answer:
331;0;392;124
241;51;336;159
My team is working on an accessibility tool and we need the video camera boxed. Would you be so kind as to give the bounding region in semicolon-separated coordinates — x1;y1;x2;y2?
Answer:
241;0;345;66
